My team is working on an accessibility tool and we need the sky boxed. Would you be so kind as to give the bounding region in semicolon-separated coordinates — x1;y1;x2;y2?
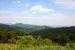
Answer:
0;0;75;26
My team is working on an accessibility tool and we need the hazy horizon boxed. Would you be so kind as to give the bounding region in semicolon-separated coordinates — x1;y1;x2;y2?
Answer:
0;0;75;26
0;22;75;27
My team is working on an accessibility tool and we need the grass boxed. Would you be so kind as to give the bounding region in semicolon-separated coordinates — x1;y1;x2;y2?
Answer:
0;44;75;50
0;44;19;50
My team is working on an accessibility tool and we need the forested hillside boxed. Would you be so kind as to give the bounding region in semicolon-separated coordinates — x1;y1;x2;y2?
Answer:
0;23;75;45
30;26;75;46
0;23;75;49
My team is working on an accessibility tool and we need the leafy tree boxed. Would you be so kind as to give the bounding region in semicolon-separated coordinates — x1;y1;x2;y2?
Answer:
36;36;43;46
43;38;52;46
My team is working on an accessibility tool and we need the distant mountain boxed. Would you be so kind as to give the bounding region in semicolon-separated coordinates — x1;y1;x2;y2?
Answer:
0;23;13;29
0;23;24;31
0;23;49;32
11;23;49;32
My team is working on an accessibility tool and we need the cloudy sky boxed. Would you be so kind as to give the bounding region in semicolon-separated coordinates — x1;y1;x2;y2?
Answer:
0;0;75;26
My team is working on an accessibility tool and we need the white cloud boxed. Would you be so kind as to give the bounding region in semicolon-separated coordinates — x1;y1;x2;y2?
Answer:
31;5;54;13
21;5;55;14
54;0;75;9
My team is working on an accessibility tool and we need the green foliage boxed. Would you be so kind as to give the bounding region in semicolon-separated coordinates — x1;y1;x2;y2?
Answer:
10;35;37;46
8;35;53;46
43;38;52;45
